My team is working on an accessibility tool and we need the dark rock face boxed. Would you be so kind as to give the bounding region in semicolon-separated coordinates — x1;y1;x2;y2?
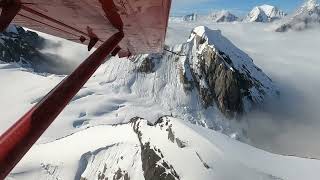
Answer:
175;138;187;148
112;168;130;180
0;25;45;66
195;152;210;169
140;143;179;180
137;57;156;73
191;43;243;118
167;126;175;143
131;117;180;180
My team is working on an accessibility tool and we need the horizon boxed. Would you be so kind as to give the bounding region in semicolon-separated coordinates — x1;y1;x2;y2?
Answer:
171;0;307;16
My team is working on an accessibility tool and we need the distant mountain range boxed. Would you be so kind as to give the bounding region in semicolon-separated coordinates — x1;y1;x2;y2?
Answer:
169;5;287;23
169;11;239;23
169;0;320;32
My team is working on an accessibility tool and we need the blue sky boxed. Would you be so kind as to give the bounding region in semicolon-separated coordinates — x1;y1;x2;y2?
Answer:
171;0;305;16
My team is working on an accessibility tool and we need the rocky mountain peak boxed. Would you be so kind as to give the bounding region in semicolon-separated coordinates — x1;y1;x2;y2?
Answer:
183;26;278;118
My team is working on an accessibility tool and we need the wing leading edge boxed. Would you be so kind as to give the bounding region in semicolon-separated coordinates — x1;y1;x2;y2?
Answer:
1;0;171;55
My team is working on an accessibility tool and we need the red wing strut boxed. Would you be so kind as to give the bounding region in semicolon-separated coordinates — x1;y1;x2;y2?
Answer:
0;0;171;178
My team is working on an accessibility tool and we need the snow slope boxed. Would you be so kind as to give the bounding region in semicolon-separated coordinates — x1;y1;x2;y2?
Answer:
0;62;62;134
7;117;320;180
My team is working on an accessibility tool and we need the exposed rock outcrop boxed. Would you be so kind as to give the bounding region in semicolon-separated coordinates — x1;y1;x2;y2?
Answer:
131;117;180;180
137;55;158;73
0;25;45;66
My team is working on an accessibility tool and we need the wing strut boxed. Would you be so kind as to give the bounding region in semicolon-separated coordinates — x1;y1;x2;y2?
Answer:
0;31;124;179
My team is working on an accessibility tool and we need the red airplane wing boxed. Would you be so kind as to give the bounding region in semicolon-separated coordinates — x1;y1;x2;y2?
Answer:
11;0;171;55
0;1;172;178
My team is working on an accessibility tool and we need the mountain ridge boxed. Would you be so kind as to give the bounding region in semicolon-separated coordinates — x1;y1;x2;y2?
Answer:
275;0;320;32
169;11;239;23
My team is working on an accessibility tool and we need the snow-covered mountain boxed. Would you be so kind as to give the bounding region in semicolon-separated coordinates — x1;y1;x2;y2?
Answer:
208;11;239;22
181;26;278;119
275;0;320;32
1;26;283;179
245;5;287;22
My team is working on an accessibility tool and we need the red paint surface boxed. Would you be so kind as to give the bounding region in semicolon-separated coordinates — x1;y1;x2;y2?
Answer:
12;0;171;55
0;0;21;31
0;32;124;179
